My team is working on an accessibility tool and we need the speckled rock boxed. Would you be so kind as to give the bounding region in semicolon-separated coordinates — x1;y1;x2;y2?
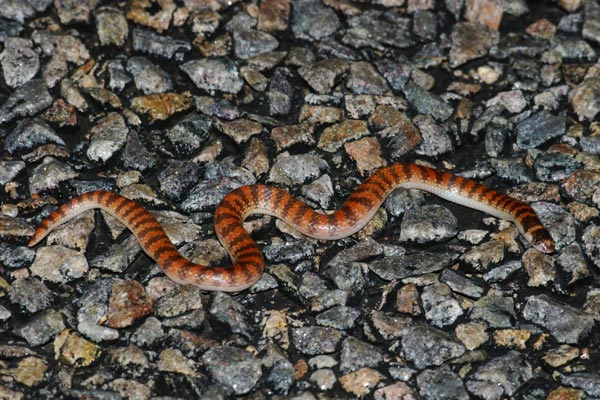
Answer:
466;351;533;400
30;245;88;283
202;345;262;395
8;278;54;314
292;326;343;355
399;204;457;244
449;22;500;67
421;282;464;327
401;323;466;369
369;251;459;281
523;294;594;344
180;58;243;94
4;118;64;155
339;336;383;373
417;365;469;400
14;309;64;347
0;37;39;88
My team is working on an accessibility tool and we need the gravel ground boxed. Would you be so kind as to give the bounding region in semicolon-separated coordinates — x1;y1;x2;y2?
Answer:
0;0;599;399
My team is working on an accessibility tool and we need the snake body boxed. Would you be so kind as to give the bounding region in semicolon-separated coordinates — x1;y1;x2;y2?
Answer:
28;163;555;292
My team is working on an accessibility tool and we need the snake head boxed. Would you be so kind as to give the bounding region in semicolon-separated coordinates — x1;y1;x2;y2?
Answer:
531;229;555;254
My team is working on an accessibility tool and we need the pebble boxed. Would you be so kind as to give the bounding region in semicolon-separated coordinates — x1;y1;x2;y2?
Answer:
532;202;576;250
270;123;315;150
421;282;464;327
483;259;522;282
95;6;128;47
344;136;386;174
180;58;243;94
340;367;384;397
351;10;414;48
301;174;333;209
493;328;531;350
374;382;417;400
4;118;64;155
543;344;580;367
339;336;383;373
552;35;596;61
291;0;341;41
218;118;262;144
292;326;343;355
439;269;484;298
29;157;78;193
466;351;533;400
561;169;600;203
209;292;251;337
86;112;129;163
29;245;88;283
8;278;54;314
130;316;165;347
581;224;600;267
370;251;458;281
166;112;212;155
131;91;193;122
234;29;279;60
154;285;203;319
181;182;251;212
395;283;422;316
516;110;566;149
347;62;389;95
569;77;600;121
414;115;454;156
106;280;153;328
0;243;35;269
76;280;120;342
470;292;516;328
400;204;457;244
417;365;469;400
13;309;62;347
460;240;505;271
402;81;454;122
0;37;38;88
522;248;556;287
202;346;262;395
309;368;336;391
157;160;201;201
131;27;191;59
325;262;366;294
299;59;348;94
10;357;48;388
268;153;329;185
534;152;581;182
126;56;173;94
317;119;370;153
455;322;489;350
559;373;600;397
449;22;499;67
89;234;142;273
0;160;24;184
401;323;466;369
109;345;150;377
523;295;594;344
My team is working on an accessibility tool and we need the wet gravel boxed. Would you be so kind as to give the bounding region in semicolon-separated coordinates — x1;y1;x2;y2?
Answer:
0;0;599;398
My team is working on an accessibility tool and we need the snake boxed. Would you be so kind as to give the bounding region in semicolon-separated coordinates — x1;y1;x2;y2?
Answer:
28;163;555;292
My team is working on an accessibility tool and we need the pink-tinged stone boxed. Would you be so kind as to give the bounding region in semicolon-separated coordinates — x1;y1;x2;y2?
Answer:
526;18;557;40
107;280;153;328
465;0;503;31
257;0;290;31
344;137;386;175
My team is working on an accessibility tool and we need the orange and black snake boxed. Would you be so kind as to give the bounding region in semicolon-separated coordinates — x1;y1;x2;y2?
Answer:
28;163;555;291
